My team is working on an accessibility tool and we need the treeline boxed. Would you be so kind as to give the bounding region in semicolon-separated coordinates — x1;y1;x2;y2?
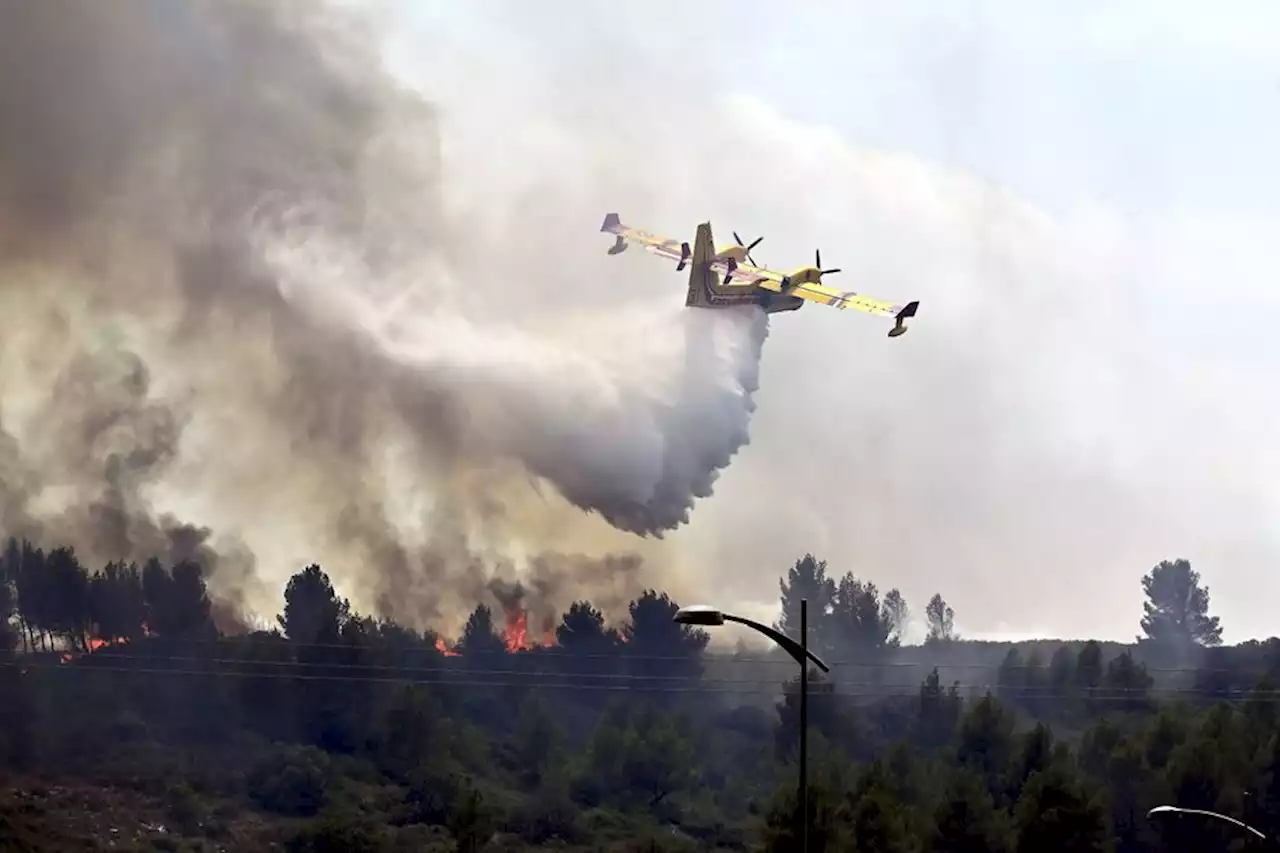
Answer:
1;539;1277;852
775;554;957;658
0;540;217;653
0;541;715;670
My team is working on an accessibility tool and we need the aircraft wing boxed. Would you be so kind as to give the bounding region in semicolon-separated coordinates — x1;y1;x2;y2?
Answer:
707;259;908;316
600;213;686;263
790;280;909;317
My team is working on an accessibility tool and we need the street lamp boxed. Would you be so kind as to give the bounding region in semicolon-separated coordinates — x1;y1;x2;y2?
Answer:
674;598;830;853
1147;806;1269;843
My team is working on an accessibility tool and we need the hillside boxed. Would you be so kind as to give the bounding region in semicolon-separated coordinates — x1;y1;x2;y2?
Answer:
1;544;1275;852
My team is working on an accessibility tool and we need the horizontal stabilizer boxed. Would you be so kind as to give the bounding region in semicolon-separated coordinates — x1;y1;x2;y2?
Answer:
601;212;622;233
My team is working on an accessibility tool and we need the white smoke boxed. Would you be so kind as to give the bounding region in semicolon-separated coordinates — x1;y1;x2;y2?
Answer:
259;212;771;536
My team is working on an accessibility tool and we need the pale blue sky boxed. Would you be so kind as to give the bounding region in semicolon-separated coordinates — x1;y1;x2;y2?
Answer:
379;2;1280;642
391;0;1280;215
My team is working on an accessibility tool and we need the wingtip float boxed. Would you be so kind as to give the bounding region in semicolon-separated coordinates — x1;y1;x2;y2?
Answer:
600;212;920;338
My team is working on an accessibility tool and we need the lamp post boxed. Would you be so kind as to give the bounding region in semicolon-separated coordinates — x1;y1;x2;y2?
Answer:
674;598;830;853
1147;806;1269;844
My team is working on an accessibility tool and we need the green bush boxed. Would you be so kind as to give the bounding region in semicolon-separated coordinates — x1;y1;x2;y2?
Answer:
285;812;389;853
165;781;205;835
247;744;332;817
507;781;583;845
402;765;465;826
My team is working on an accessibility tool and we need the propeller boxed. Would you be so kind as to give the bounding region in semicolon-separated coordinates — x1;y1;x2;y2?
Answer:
815;249;841;277
733;231;763;266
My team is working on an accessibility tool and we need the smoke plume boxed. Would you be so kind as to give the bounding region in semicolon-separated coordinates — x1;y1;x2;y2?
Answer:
0;0;766;629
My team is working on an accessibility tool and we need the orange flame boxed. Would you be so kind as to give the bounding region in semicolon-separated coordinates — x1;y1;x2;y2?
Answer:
503;609;531;652
501;607;557;651
60;634;128;663
428;607;556;656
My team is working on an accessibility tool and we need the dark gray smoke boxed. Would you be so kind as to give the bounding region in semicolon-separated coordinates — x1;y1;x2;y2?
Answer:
0;0;765;629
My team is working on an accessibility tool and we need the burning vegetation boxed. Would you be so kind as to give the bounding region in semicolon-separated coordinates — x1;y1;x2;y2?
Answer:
60;634;124;663
57;620;158;663
434;599;558;656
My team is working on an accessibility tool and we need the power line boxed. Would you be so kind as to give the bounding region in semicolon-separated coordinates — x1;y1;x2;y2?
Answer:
10;649;1265;681
6;659;1278;702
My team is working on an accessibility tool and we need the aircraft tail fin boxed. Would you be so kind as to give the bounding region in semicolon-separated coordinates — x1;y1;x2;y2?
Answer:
887;300;919;338
685;222;716;308
690;222;714;269
600;212;622;233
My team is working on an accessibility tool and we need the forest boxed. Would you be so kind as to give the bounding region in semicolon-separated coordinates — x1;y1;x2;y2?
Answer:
0;540;1277;852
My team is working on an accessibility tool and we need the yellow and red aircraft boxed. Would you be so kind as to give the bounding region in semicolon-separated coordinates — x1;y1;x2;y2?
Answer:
601;213;919;337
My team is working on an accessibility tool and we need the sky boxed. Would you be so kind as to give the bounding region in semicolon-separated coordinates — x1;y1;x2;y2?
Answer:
375;0;1280;643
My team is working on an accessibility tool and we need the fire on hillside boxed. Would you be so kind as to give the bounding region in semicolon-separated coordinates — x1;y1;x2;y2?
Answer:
433;602;556;656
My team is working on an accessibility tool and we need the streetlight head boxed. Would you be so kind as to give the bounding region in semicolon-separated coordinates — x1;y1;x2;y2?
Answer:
1146;805;1269;842
673;605;725;626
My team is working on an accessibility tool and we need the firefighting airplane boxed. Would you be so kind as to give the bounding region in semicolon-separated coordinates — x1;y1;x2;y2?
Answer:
601;213;919;337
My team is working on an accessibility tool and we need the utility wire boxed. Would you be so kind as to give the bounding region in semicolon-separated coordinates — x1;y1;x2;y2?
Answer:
6;659;1279;701
7;650;1267;682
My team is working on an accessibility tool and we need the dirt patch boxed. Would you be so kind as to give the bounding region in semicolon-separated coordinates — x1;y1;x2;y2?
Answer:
0;779;283;852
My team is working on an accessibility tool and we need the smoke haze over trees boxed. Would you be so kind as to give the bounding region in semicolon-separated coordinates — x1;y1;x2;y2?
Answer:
0;0;776;640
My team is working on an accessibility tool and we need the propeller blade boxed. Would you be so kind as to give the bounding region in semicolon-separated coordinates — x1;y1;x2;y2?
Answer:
733;231;745;247
821;268;842;275
815;249;821;268
746;253;757;266
747;236;763;251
